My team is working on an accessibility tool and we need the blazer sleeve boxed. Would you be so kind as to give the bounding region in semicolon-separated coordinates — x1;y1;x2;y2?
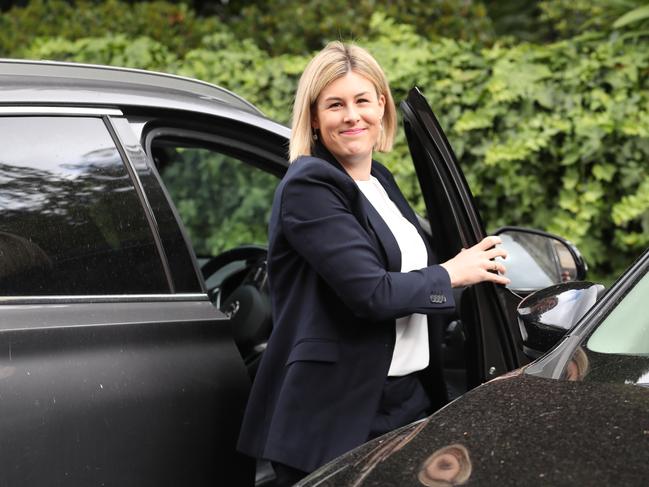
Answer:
280;161;454;322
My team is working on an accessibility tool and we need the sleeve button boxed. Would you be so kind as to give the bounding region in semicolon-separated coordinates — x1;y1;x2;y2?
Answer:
429;294;447;304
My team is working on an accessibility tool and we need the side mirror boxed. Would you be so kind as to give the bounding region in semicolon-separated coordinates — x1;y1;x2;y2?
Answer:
495;227;587;293
517;281;605;358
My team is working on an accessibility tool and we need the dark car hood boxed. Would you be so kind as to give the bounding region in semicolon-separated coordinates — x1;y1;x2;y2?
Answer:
300;374;649;486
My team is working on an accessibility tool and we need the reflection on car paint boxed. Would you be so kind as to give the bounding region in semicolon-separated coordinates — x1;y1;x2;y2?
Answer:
563;346;590;381
418;443;472;487
346;419;429;486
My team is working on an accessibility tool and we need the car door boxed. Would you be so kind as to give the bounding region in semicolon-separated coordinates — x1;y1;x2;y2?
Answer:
401;88;528;389
0;110;254;486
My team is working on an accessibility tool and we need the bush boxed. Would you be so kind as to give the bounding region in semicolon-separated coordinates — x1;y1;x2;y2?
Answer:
222;0;494;55
0;0;222;58
538;0;648;39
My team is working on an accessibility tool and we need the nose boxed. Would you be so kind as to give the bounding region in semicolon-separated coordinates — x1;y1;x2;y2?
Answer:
343;105;360;123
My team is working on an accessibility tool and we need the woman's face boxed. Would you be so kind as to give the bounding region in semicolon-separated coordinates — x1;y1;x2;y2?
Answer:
312;71;385;176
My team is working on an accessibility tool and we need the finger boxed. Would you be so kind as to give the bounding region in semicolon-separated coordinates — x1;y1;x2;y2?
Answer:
484;270;510;285
482;259;497;271
476;236;502;251
482;260;506;274
484;247;508;260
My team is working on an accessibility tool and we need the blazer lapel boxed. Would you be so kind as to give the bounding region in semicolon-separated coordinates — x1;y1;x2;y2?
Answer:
312;143;403;272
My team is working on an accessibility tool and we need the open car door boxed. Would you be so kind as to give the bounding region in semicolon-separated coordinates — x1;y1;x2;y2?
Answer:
401;87;528;390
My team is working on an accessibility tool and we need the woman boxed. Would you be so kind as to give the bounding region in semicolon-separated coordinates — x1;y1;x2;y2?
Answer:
238;41;509;485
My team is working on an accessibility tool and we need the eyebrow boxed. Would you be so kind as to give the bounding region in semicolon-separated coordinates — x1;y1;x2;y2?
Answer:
323;91;371;102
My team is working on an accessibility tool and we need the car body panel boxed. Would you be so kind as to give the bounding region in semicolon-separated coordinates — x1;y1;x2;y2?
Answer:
300;373;649;486
401;88;484;253
0;59;290;141
0;299;253;486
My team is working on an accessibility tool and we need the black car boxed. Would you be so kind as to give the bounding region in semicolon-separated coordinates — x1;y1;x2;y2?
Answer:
0;59;588;486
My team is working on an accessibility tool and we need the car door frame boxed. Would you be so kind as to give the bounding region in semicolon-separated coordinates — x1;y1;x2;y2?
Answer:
401;87;527;387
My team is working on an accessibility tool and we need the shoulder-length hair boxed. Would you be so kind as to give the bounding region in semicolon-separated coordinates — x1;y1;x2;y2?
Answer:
289;41;397;162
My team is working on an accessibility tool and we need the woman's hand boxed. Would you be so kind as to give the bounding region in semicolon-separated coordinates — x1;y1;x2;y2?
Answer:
440;236;510;288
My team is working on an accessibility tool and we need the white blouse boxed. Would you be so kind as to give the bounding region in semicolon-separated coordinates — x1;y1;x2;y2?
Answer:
356;175;430;376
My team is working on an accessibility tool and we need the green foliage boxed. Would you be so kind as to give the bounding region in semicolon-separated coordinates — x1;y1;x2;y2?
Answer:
538;0;649;39
0;0;495;59
160;148;277;255
8;5;649;282
176;32;304;124
220;0;494;55
25;35;178;70
0;0;222;58
482;1;545;42
614;4;649;28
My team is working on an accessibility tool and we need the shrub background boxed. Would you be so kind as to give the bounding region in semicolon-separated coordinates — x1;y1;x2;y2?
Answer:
3;0;649;283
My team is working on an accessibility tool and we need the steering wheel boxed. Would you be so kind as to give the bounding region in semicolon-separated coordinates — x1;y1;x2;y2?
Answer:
201;245;267;280
201;245;268;303
200;244;271;379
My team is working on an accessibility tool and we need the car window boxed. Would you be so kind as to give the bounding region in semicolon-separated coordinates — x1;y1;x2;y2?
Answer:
149;135;280;297
151;140;277;257
560;267;649;385
0;116;169;296
586;269;649;355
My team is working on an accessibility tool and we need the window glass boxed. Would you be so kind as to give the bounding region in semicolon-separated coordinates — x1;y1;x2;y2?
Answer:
152;141;277;257
0;117;168;295
151;138;279;296
560;268;649;386
586;269;649;355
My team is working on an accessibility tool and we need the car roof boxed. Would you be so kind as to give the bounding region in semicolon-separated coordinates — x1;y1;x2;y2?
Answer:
0;59;289;137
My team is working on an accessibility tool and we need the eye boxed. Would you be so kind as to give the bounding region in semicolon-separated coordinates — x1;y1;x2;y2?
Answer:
327;102;342;109
357;98;370;104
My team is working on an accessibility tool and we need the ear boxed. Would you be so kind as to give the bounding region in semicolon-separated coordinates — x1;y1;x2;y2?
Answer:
378;94;386;119
311;116;320;130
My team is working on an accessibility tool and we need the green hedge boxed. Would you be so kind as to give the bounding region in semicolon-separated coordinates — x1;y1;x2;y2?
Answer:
0;0;221;58
0;0;495;58
19;12;649;283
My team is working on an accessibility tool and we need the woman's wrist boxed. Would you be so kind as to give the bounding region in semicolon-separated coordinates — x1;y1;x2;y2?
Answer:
438;262;457;288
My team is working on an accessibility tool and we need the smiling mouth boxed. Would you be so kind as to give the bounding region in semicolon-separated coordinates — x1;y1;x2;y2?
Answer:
340;128;366;135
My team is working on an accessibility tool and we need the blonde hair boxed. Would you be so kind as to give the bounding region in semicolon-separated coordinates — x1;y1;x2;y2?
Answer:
289;41;397;162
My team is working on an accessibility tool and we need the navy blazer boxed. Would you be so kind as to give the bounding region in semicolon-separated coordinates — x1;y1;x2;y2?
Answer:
237;144;455;473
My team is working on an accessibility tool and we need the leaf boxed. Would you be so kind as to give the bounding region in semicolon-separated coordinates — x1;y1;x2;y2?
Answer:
613;5;649;29
612;176;649;225
592;163;617;182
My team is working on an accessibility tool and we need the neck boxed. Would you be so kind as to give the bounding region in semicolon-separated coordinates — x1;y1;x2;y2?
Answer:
312;141;373;180
340;156;372;181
